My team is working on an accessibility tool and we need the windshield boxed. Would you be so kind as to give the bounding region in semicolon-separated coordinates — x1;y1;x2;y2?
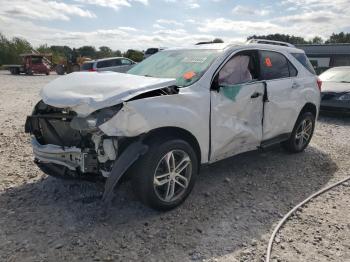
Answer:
127;49;222;87
319;68;350;83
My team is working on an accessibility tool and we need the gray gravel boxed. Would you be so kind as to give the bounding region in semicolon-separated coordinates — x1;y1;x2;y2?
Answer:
0;70;349;262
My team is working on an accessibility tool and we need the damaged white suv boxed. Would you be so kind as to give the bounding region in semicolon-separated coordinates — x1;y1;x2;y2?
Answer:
25;41;321;210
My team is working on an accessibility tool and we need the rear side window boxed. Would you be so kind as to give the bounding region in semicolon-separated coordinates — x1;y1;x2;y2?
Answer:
291;53;316;75
97;60;114;68
259;51;290;80
81;62;93;70
111;59;121;66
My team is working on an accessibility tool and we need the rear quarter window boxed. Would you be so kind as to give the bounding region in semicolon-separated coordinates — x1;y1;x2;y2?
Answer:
291;53;316;75
259;51;290;80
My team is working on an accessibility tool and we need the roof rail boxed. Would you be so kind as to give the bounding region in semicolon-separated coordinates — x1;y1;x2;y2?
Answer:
246;39;295;48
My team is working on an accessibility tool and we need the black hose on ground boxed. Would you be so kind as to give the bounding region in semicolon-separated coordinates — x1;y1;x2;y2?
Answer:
266;175;350;262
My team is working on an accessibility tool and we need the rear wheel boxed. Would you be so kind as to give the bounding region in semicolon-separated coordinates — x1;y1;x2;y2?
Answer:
132;138;198;211
282;112;315;153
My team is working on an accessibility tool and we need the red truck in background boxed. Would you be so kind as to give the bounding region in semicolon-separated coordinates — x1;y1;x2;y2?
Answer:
5;53;52;75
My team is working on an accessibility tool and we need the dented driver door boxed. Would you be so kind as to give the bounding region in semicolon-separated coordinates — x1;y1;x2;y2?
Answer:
209;52;265;162
210;81;265;162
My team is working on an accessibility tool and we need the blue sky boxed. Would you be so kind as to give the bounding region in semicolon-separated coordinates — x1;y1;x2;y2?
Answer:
0;0;349;51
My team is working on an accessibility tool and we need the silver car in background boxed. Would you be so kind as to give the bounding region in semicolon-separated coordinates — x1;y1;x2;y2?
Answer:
320;66;350;113
81;57;136;73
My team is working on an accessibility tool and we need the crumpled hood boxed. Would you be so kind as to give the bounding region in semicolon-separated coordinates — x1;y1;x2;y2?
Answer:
41;72;176;116
321;81;350;93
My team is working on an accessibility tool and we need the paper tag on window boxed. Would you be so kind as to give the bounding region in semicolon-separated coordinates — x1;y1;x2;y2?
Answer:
265;57;272;67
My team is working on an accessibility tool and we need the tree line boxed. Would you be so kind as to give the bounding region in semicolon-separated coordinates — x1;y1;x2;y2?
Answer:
1;32;350;66
247;32;350;45
0;33;144;66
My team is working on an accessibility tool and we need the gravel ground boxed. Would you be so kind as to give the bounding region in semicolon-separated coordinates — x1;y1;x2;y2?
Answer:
0;70;349;262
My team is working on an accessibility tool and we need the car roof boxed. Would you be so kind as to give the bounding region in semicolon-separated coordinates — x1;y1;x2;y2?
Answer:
88;57;131;63
165;42;304;54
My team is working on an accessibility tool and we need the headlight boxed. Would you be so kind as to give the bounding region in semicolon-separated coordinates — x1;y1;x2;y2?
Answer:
338;93;350;101
70;104;122;131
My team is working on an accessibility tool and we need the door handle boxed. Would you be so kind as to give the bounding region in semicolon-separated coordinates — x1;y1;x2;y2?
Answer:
251;92;262;99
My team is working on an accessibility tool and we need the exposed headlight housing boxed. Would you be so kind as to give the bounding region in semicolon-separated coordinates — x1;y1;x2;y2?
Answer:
70;104;122;131
338;92;350;101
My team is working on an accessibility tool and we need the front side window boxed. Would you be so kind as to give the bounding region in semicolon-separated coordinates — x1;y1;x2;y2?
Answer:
218;51;259;86
128;49;222;87
260;51;290;80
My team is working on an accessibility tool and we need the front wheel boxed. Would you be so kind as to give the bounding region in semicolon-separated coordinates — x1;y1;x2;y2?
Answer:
282;112;315;153
132;138;198;211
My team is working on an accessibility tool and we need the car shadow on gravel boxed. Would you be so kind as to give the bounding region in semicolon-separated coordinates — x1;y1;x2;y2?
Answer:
0;145;338;261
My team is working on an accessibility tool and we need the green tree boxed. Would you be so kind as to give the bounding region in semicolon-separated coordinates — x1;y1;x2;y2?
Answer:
98;46;113;58
77;46;97;58
326;32;350;43
124;49;144;62
247;34;309;44
113;50;122;57
311;36;324;44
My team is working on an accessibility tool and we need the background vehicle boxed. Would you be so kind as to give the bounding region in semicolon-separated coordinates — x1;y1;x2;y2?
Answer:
81;57;136;73
319;66;350;113
143;48;165;59
25;41;320;210
5;53;51;75
55;53;91;75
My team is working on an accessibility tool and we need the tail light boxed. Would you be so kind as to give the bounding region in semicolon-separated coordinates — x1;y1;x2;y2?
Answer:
316;78;322;91
88;68;96;72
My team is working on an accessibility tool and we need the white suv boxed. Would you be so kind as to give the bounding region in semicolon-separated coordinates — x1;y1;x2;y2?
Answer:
25;41;321;210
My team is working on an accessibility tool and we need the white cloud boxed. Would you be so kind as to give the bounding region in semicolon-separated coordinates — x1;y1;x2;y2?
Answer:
232;5;270;16
74;0;148;10
186;0;200;9
0;15;239;51
156;19;184;27
197;18;282;34
0;0;96;21
118;26;138;31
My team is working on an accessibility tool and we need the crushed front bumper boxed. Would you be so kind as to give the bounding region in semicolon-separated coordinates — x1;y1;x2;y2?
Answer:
32;138;98;173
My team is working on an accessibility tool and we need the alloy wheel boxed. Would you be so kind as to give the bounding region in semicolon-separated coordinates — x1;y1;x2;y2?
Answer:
153;150;192;202
295;119;313;150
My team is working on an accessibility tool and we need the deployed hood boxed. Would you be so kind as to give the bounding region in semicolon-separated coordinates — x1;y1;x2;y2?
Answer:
321;81;350;93
41;72;176;116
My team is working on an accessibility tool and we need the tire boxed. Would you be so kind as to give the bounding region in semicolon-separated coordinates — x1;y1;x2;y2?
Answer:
132;137;198;211
281;112;315;153
56;65;65;75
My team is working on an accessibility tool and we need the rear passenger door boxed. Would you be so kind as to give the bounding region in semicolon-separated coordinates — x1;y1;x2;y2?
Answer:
259;50;299;141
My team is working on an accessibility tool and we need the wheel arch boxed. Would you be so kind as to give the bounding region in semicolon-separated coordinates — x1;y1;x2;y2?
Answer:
142;126;202;166
299;102;318;118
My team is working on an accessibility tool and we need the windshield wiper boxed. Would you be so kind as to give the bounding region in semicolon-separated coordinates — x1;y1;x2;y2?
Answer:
340;81;350;83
